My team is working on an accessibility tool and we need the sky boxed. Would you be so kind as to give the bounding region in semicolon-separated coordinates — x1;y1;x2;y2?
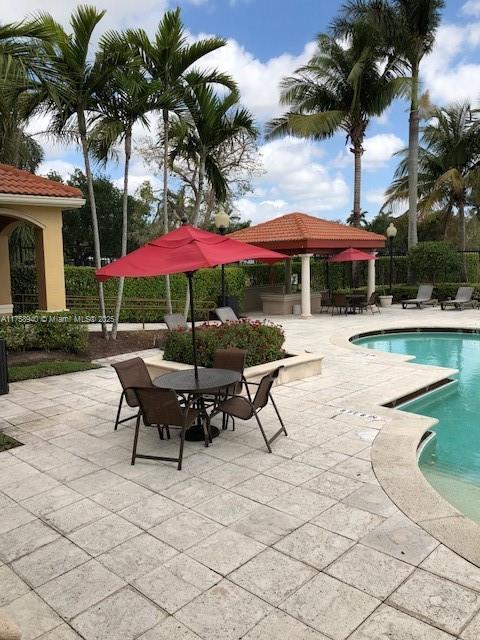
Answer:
5;0;480;225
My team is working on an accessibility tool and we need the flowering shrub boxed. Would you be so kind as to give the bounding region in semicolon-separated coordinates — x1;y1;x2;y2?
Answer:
162;320;285;367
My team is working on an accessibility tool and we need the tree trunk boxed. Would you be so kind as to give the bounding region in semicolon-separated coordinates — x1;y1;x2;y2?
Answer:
163;109;172;315
111;129;131;340
78;109;108;340
408;62;420;250
459;199;467;281
351;143;363;228
184;153;206;318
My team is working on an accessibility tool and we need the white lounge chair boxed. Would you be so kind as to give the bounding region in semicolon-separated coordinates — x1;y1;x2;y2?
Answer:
441;287;477;310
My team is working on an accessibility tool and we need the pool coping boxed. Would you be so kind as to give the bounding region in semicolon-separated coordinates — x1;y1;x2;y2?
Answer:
331;324;480;568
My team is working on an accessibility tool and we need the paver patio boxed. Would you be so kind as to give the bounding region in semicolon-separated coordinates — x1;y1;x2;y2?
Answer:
2;305;480;639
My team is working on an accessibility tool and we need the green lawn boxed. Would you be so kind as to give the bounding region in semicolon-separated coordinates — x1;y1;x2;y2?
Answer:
0;433;23;452
8;361;101;382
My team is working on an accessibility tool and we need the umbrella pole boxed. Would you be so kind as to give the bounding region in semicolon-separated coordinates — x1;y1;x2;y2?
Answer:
187;272;199;379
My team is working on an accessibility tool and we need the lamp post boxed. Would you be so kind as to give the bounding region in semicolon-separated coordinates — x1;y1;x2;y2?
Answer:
214;208;230;306
386;222;397;295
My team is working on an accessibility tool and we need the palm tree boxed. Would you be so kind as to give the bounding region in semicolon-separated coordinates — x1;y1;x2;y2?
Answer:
385;104;480;277
168;85;257;315
38;6;121;338
335;0;445;246
89;46;160;339
126;8;233;314
266;32;404;227
0;16;56;77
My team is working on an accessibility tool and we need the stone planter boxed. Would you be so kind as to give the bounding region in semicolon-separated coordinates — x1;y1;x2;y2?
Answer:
378;295;393;308
144;350;323;385
260;292;322;315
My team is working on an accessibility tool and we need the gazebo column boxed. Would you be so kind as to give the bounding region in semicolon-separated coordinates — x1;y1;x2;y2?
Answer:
300;253;313;318
0;234;13;315
367;252;376;300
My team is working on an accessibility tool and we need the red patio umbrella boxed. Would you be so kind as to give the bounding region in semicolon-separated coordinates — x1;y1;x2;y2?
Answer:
328;248;376;262
96;224;287;377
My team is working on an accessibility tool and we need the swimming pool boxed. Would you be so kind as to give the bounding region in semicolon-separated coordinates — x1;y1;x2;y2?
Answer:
353;331;480;523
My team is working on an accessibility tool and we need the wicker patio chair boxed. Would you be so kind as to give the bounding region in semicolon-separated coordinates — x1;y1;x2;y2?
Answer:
211;366;287;452
209;348;248;429
128;386;204;470
164;313;188;330
111;357;153;431
331;293;349;315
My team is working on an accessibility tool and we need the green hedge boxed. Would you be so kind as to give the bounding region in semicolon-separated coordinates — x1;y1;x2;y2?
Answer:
163;320;285;367
0;312;88;353
12;265;246;322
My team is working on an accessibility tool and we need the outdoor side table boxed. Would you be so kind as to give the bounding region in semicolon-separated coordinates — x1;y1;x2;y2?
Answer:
153;368;242;441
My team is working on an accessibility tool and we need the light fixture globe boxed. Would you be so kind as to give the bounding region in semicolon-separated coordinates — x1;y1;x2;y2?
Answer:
214;208;230;231
386;222;397;239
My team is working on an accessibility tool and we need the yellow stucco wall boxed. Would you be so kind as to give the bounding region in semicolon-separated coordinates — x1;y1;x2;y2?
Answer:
0;204;69;312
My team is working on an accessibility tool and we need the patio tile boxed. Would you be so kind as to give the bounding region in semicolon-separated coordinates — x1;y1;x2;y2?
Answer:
66;469;120;497
342;483;398;517
303;470;364;500
46;459;100;483
161;478;223;507
20;486;83;517
3;591;62;640
281;572;380;640
90;480;154;511
205;440;254;462
229;548;317;605
67;514;141;556
294;448;349;470
350;604;455;640
230;505;302;545
194;490;259;525
135;564;202;613
43;498;111;534
71;587;165;640
165;554;221;591
118;493;185;529
274;523;354;570
2;472;59;501
137;617;202;639
235;450;284;472
326;543;414;599
37;624;83;639
149;511;223;551
462;610;480;639
268;486;336;521
330;457;377;484
361;513;439;565
242;610;329;639
387;569;480;635
200;462;258;489
98;532;177;580
0;519;59;563
0;503;36;535
420;544;480;592
234;474;292;503
176;579;272;640
186;528;265;575
0;565;31;606
131;464;192;492
12;537;90;587
177;453;224;476
37;559;125;620
264;459;323;485
312;502;385;540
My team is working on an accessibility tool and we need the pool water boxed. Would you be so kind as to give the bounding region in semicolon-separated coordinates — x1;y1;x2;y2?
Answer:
354;331;480;522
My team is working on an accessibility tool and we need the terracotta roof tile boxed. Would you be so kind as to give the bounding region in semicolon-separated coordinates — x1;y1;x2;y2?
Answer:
230;212;385;250
0;163;83;198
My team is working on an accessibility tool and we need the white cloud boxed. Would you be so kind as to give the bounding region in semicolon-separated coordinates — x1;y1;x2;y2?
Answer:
199;38;316;122
37;159;77;180
422;23;480;106
365;189;386;207
233;137;350;224
462;0;480;16
334;133;404;171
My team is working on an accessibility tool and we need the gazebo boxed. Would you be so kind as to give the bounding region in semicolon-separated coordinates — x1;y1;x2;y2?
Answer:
0;164;84;314
230;212;386;317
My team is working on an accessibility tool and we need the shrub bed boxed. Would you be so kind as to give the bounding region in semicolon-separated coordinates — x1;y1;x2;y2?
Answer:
163;320;286;367
0;313;88;353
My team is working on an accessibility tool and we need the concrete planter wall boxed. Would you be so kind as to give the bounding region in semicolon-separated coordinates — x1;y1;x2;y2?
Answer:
144;350;323;385
260;292;322;315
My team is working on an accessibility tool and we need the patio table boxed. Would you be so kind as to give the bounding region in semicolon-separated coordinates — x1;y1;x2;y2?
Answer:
153;368;241;441
346;294;366;314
